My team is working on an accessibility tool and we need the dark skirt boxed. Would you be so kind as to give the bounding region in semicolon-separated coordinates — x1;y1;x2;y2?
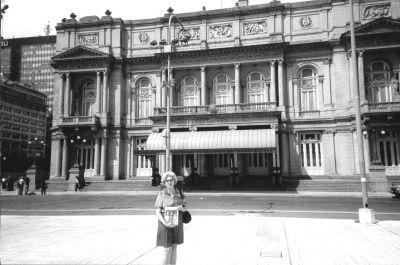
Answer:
156;212;184;247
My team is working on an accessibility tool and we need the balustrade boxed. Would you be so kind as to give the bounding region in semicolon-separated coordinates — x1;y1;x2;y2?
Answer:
368;101;400;112
61;116;98;126
153;102;276;116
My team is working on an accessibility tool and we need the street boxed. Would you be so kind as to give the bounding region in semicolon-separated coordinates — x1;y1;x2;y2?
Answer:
1;191;400;265
2;191;399;220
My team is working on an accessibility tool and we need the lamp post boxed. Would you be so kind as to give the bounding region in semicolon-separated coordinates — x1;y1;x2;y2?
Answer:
151;7;191;171
349;0;374;223
27;137;46;168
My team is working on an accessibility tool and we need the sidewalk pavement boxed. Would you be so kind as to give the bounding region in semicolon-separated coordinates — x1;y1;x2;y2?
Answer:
0;189;395;198
1;213;400;265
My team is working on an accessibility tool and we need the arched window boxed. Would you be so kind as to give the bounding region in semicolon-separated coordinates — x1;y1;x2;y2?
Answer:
181;76;199;106
299;68;318;111
81;80;96;116
213;74;232;104
246;72;267;103
367;61;392;103
137;78;152;118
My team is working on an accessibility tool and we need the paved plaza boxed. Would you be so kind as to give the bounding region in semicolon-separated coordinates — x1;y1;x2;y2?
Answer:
1;211;400;265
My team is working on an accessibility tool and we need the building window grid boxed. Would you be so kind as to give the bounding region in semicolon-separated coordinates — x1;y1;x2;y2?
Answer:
136;138;151;169
213;74;232;105
137;78;153;119
367;61;392;103
299;133;322;169
299;68;318;111
181;76;199;106
246;72;268;103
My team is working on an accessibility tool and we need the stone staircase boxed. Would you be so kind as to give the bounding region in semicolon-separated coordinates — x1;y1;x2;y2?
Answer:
47;175;373;193
47;177;159;192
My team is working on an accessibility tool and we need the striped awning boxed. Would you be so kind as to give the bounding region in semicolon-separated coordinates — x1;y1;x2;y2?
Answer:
136;129;276;154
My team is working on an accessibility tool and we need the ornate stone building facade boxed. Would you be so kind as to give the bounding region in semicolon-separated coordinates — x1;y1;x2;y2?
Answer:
49;0;400;190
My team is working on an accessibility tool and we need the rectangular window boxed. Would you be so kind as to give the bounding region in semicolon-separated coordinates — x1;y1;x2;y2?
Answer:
299;132;323;174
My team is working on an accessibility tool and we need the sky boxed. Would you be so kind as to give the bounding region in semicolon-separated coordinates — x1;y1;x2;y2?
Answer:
1;0;304;39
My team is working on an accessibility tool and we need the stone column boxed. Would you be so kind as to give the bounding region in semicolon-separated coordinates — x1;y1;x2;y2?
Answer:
323;129;337;175
64;72;71;116
358;51;366;104
201;66;207;105
100;135;108;179
152;86;156;116
318;76;324;110
278;60;284;108
169;68;174;106
131;137;137;177
347;52;354;101
61;138;69;179
280;130;290;176
363;131;370;174
292;78;299;115
58;73;65;118
126;73;132;125
270;61;276;103
102;71;108;114
323;58;332;107
56;138;62;177
96;71;101;114
132;86;137;124
161;68;167;107
94;137;100;176
234;63;240;104
126;137;131;178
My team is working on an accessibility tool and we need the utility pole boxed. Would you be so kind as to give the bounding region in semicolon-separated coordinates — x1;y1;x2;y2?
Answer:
349;0;375;224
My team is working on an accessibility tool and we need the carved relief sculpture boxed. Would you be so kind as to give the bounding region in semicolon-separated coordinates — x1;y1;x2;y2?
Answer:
178;27;200;41
209;24;232;39
299;16;313;30
78;33;99;46
363;4;390;19
138;32;149;44
243;21;267;35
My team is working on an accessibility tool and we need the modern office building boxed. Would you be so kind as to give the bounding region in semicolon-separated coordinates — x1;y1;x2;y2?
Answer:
49;0;400;190
0;36;57;108
0;79;47;173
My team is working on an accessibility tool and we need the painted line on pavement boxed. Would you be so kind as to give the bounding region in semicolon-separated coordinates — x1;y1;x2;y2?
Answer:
2;208;400;215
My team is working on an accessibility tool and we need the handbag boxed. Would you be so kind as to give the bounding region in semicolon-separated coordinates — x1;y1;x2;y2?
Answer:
179;188;192;224
182;210;192;224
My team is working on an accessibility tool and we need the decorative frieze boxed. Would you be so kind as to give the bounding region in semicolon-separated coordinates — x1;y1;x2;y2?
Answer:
209;24;232;39
78;33;99;46
299;16;313;30
178;27;200;41
243;21;267;35
363;4;390;19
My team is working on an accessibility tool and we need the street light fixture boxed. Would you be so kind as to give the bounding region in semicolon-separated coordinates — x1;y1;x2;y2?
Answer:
151;7;191;171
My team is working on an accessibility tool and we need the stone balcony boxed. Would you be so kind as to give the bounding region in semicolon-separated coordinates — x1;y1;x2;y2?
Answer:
153;102;278;116
59;115;100;129
366;101;400;113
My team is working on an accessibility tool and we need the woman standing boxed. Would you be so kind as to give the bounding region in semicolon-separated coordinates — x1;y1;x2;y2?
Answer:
155;171;187;265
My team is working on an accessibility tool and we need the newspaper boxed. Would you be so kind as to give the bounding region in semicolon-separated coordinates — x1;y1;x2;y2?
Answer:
164;207;179;226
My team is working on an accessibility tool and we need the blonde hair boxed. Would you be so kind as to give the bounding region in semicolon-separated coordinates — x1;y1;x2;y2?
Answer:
161;171;177;184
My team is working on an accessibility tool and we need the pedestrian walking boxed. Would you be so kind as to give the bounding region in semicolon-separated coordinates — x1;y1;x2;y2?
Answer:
154;171;187;265
24;177;30;195
1;177;6;191
17;177;24;195
41;178;48;195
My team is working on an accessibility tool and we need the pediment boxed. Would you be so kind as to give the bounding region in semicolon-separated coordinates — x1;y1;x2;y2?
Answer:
52;45;110;60
342;18;400;37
